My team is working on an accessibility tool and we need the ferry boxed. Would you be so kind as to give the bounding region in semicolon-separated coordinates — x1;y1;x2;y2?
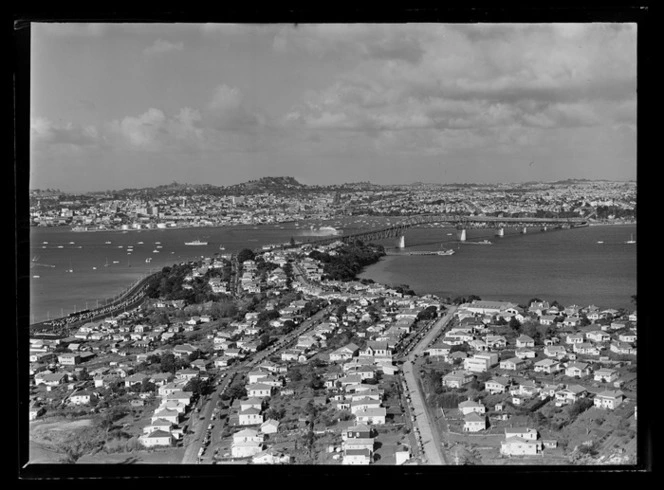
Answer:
185;240;208;246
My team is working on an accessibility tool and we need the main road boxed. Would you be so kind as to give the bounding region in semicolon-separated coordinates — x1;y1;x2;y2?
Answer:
400;305;457;465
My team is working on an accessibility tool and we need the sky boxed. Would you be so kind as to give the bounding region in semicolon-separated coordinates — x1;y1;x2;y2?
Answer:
29;23;637;192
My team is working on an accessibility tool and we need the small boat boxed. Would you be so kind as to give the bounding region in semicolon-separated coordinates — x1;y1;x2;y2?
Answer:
42;241;48;244
137;241;144;245
32;275;40;278
625;234;636;244
155;241;161;245
92;267;97;270
153;249;160;253
597;241;604;244
57;245;64;249
185;240;207;246
104;258;109;267
112;260;120;264
156;245;162;249
69;241;75;245
145;257;152;263
105;241;112;244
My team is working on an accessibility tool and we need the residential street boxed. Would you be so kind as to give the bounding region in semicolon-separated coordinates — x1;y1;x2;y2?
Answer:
401;305;457;465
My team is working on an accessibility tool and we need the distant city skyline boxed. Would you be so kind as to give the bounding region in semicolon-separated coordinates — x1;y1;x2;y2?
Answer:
29;23;637;193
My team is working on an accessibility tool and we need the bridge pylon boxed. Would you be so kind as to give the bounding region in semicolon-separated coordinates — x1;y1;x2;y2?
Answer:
458;229;467;242
397;235;405;249
522;226;528;234
496;227;504;237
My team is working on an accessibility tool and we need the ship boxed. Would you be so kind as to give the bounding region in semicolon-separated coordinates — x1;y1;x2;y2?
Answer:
436;249;456;256
467;240;492;245
185;240;208;246
145;257;152;263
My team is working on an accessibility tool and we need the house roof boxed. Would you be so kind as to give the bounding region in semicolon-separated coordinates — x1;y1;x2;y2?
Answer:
239;407;262;415
464;412;485;422
145;430;172;439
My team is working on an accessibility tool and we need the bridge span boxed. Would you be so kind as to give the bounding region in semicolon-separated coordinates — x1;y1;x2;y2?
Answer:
295;214;589;248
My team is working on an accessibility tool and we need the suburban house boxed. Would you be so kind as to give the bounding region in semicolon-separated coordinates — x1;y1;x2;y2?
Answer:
425;343;453;357
260;419;280;434
586;330;611;343
594;368;618;383
485;377;510;394
565;334;585;345
458;399;486;415
554;384;587;406
246;383;273;398
231;428;264;458
500;357;525;371
238;407;264;426
594;390;625;410
543;345;567;359
565;362;591;378
342;448;372;465
138;430;173;448
516;335;535;348
534;358;562;374
515;348;537;359
252;448;291;465
329;343;360;362
573;342;601;356
463;412;487;432
538;315;558;326
69;390;97;405
463;353;499;373
354;407;386;425
500;437;543;456
618;332;637;343
442;371;474;389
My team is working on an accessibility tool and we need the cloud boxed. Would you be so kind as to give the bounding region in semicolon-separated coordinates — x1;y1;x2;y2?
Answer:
278;23;636;160
108;107;205;152
204;84;265;130
143;39;184;56
31;117;101;148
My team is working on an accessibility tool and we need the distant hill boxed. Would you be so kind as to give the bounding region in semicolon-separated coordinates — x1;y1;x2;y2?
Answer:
225;176;307;194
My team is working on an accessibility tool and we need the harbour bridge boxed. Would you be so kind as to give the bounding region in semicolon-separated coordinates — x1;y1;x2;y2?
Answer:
294;214;589;248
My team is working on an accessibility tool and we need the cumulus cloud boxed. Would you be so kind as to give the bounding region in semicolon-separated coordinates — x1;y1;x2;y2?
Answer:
279;22;636;159
204;84;265;130
31;116;101;148
108;107;205;152
143;39;184;56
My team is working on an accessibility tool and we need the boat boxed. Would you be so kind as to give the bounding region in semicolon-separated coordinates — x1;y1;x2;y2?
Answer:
72;225;87;232
92;267;96;270
156;245;162;249
185;240;208;246
597;241;604;244
153;249;160;253
118;245;123;248
104;258;109;267
145;257;152;263
66;258;73;273
467;240;492;245
57;245;64;249
625;234;636;244
137;241;144;245
105;241;112;244
69;241;75;245
155;241;161;245
32;275;40;278
112;260;120;264
42;241;48;244
219;245;225;251
436;249;456;256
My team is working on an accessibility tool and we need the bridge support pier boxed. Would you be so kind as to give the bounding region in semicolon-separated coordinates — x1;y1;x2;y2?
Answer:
496;227;504;237
542;226;547;232
522;227;528;234
397;235;405;249
458;229;467;242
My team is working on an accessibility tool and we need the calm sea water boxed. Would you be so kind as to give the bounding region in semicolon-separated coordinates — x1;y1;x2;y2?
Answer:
25;218;636;323
359;223;637;311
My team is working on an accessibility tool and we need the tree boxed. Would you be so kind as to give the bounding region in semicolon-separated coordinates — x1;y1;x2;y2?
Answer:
237;248;256;264
508;316;521;332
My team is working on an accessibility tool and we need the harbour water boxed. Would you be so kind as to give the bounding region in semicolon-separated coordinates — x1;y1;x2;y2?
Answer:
26;219;636;323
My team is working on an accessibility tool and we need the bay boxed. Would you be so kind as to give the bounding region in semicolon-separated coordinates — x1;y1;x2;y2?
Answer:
26;218;636;323
359;223;637;310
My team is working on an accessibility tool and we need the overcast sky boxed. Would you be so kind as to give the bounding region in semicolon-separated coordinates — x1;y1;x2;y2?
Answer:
29;23;637;192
